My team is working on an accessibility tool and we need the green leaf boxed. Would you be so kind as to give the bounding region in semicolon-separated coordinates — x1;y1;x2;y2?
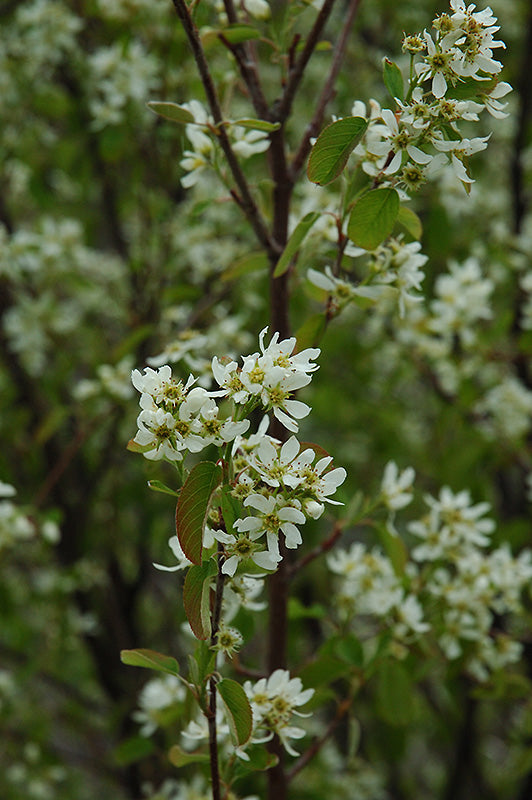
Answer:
383;58;404;102
273;211;321;277
288;597;326;620
295;313;327;351
202;24;260;47
298;653;349;688
126;438;151;454
168;745;210;767
176;461;223;565
307;116;368;185
377;523;408;577
183;560;217;640
375;658;414;726
233;746;279;779
114;735;155;766
147;101;195;124
147;480;179;497
120;649;180;676
395;205;422;240
232;118;281;132
221;251;269;281
217;678;253;746
347;188;400;250
188;640;216;689
220;485;241;533
333;633;364;667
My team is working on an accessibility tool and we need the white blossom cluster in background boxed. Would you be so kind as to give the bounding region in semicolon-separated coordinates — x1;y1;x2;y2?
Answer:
87;41;161;130
329;462;532;680
1;218;127;376
0;482;59;553
2;0;82;83
142;774;258;800
352;0;511;192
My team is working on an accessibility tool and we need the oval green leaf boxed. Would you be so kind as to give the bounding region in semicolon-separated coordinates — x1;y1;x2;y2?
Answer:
232;118;281;132
217;678;253;746
273;211;321;278
383;58;404;102
120;648;180;676
307;116;368;186
395;205;423;240
202;24;260;47
347;188;400;250
168;745;209;767
147;480;179;497
295;313;327;351
376;658;414;726
183;560;217;640
176;461;222;565
147;102;195;124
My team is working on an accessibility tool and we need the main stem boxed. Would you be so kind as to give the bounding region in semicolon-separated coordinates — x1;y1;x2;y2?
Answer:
266;120;293;800
208;547;226;800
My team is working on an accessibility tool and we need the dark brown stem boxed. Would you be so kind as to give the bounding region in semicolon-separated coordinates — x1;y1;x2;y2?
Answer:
220;0;270;118
207;546;226;800
273;0;339;123
171;0;276;257
291;0;363;179
510;1;532;237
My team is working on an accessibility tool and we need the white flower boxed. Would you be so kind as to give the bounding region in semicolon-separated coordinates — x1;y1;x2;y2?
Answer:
133;407;185;461
244;669;314;756
230;126;270;158
236;494;306;559
381;461;415;510
213;529;280;576
480;81;511;118
243;0;271;19
415;30;464;99
153;535;192;572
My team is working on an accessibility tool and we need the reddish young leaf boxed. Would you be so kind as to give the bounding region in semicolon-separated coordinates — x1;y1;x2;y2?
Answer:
176;461;222;565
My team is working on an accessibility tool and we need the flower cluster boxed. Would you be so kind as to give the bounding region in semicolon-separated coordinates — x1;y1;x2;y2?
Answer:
352;1;510;191
328;543;429;651
178;100;270;188
329;471;532;680
133;675;186;737
87;41;161;130
410;487;532;680
0;481;59;552
131;367;248;461
216;432;346;573
211;327;320;432
308;237;428;319
133;329;346;576
244;669;315;756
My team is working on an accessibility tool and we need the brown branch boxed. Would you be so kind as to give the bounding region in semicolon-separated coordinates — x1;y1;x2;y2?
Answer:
171;0;276;258
287;695;353;782
273;0;339;124
290;0;363;179
219;0;270;118
288;521;344;577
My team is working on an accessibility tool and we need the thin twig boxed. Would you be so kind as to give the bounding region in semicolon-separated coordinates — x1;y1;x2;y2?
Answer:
288;522;344;577
207;545;226;800
273;0;339;123
290;0;363;180
220;0;270;117
171;0;276;257
287;696;353;782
